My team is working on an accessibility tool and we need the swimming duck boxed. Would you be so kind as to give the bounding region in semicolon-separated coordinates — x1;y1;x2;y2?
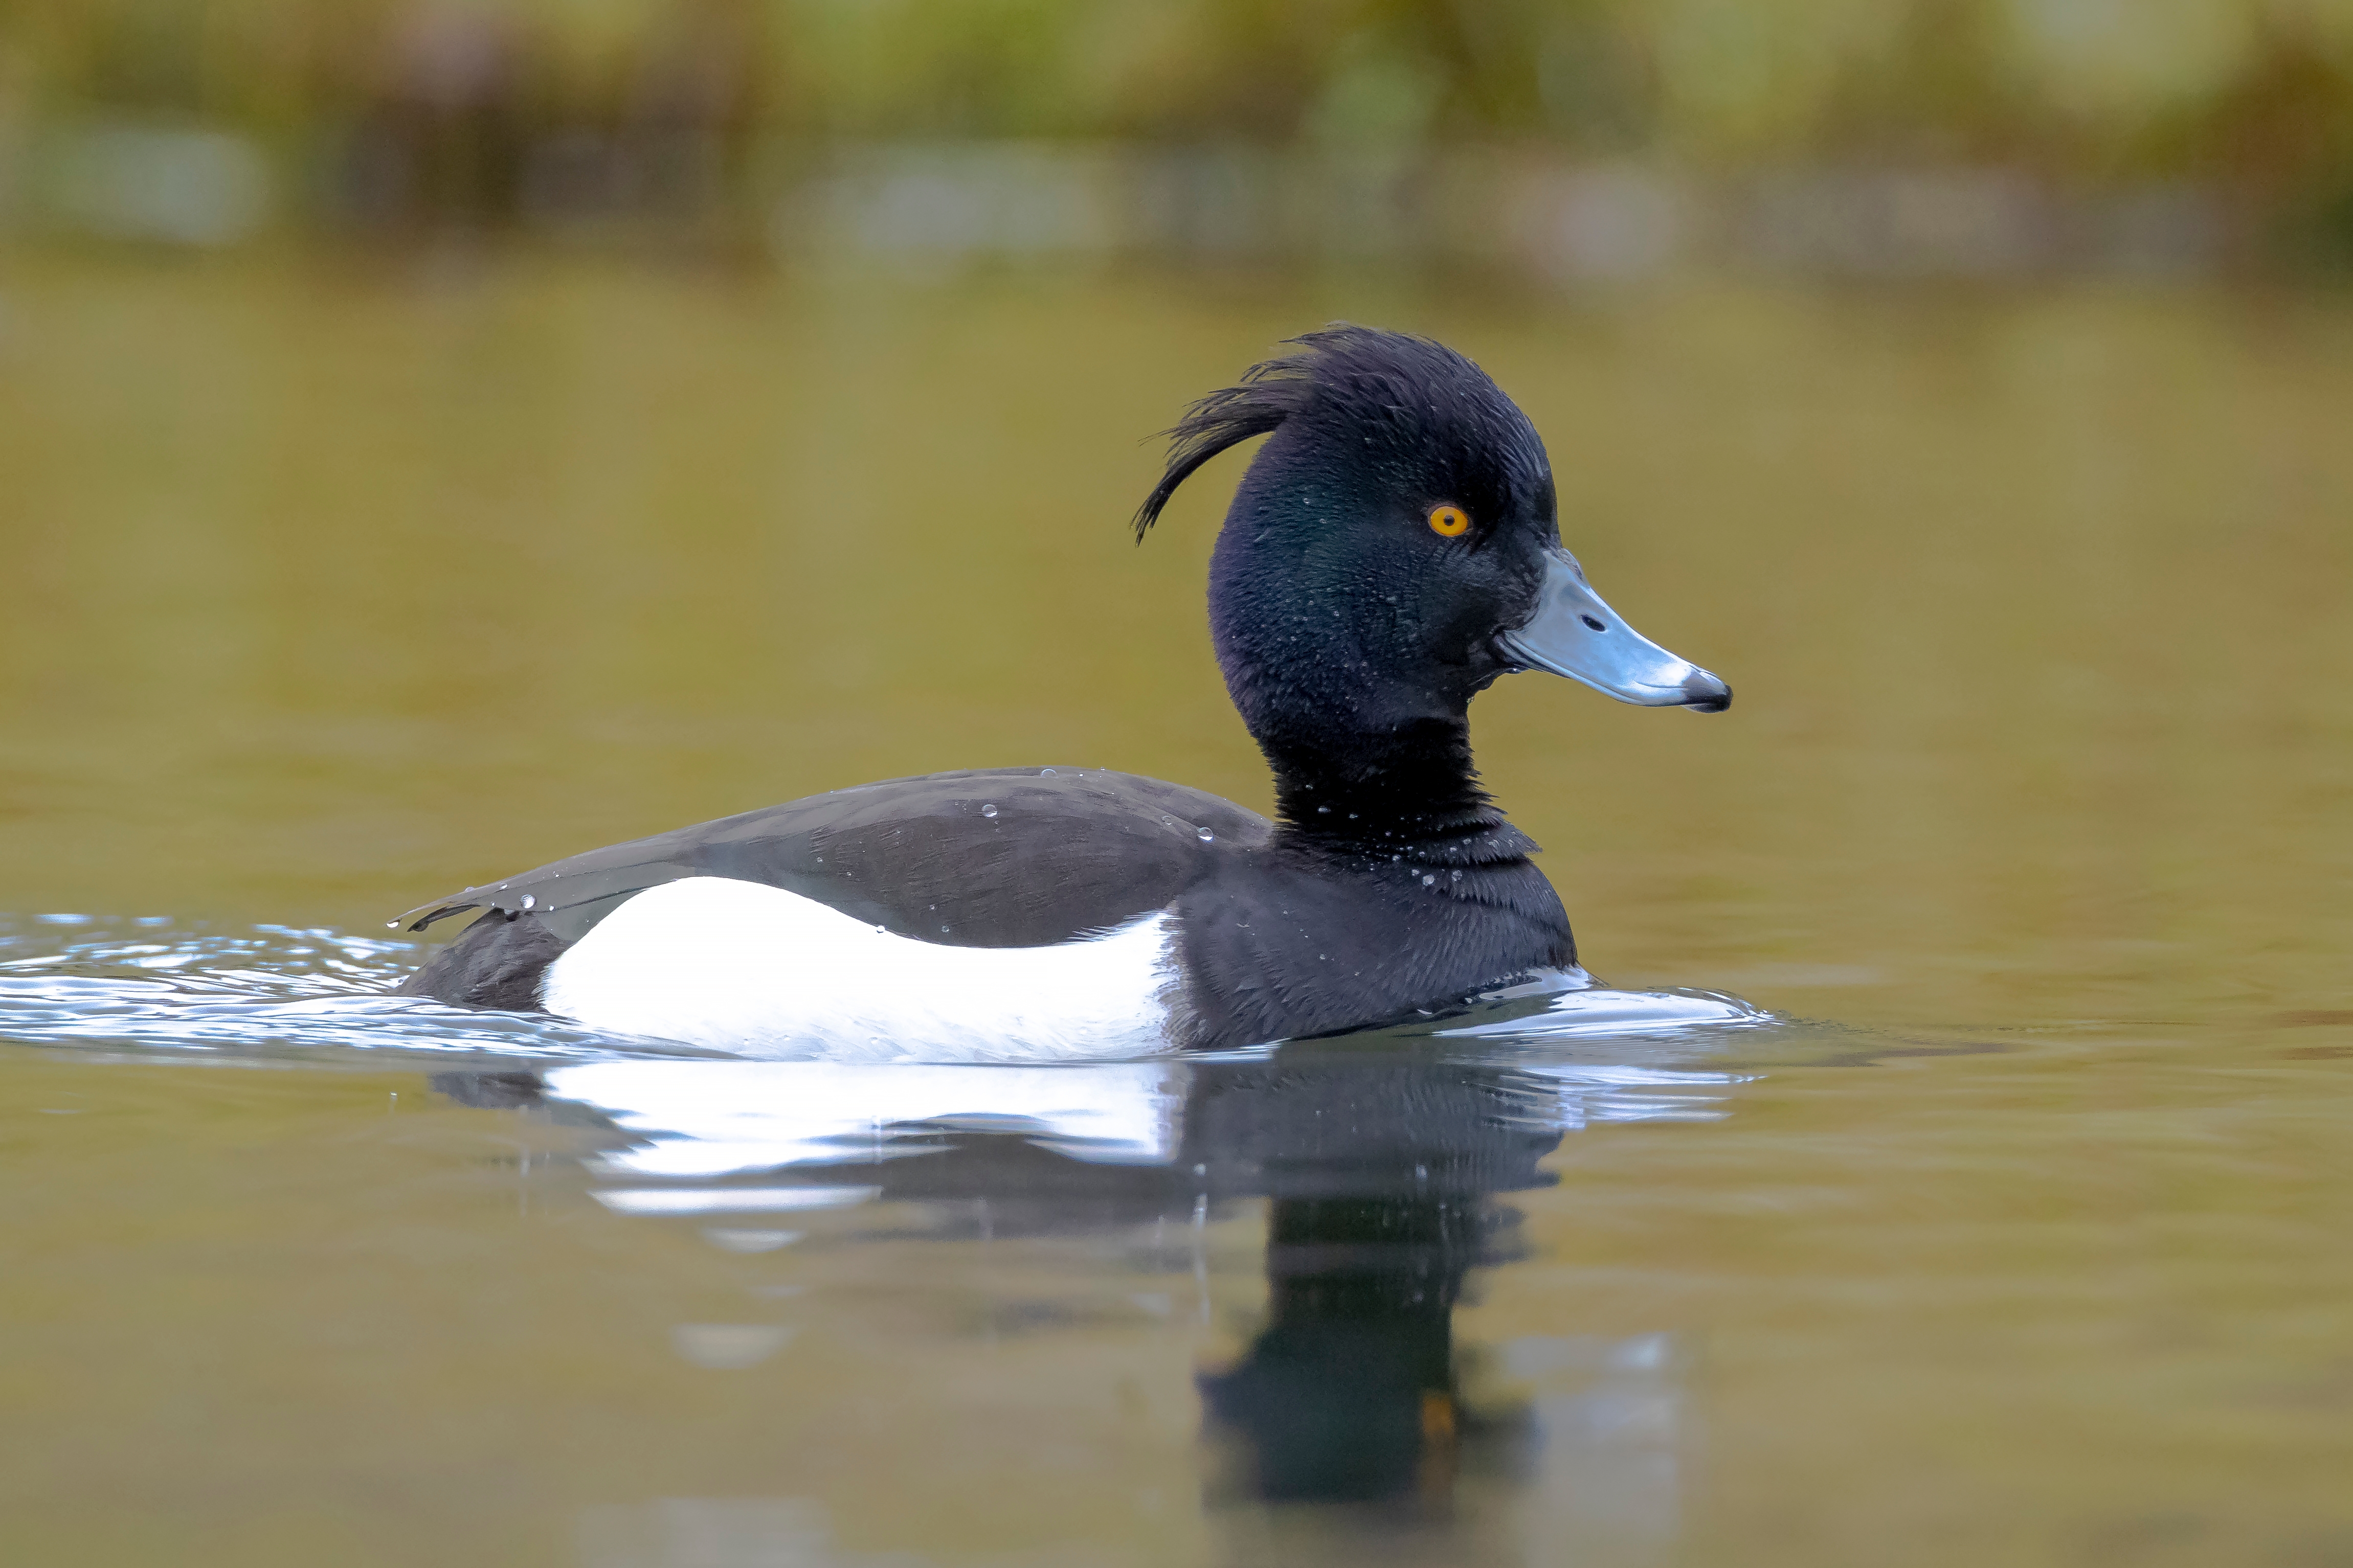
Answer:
395;326;1729;1056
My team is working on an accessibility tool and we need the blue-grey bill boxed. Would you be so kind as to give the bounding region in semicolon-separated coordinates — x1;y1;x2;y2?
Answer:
1497;549;1731;712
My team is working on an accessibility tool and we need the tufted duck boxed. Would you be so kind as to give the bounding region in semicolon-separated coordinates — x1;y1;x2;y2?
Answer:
394;327;1730;1055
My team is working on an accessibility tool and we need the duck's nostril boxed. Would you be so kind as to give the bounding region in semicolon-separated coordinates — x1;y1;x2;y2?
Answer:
1681;671;1732;713
1580;615;1606;631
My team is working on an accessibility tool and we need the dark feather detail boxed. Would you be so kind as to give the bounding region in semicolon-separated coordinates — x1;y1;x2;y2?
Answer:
392;767;1275;1011
1129;326;1359;539
1132;385;1292;541
396;910;565;1011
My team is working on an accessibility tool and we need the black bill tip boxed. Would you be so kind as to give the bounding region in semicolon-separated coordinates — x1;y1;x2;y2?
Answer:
1680;671;1733;713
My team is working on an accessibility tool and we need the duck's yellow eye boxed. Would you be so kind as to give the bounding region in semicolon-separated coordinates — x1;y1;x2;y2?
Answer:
1427;505;1471;538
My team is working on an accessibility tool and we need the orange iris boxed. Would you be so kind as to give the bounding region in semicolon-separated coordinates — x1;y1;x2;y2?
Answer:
1427;504;1470;537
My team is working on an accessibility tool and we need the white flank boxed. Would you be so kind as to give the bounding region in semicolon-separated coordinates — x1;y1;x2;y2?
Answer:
540;876;1177;1061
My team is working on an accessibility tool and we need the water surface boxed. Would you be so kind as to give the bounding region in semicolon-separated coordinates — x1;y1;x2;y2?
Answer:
3;258;2350;1565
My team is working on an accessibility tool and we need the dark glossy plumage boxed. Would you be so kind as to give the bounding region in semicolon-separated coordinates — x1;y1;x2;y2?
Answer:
398;767;1267;1006
402;767;1263;949
396;324;1728;1049
397;763;1571;1047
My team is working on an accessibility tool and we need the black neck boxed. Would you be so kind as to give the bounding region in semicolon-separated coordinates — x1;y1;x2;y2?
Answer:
1258;716;1508;854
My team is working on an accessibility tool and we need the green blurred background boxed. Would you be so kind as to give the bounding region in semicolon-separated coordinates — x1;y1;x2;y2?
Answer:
3;0;2353;269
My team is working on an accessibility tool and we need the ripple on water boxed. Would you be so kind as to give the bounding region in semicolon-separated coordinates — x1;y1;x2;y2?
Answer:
0;913;646;1062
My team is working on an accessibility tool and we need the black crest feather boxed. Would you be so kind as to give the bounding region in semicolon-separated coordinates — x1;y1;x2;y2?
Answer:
1130;344;1312;541
1135;324;1486;542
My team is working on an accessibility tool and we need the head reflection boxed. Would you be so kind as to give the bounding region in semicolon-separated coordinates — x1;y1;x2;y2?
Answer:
1178;1053;1556;1505
1202;1193;1494;1502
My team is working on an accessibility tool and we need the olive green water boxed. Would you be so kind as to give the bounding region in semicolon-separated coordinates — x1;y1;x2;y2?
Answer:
3;255;2350;1566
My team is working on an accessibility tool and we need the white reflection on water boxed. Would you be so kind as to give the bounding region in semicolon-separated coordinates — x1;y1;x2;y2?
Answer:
1532;1063;1750;1128
542;1050;1749;1194
590;1185;881;1216
558;1061;1192;1177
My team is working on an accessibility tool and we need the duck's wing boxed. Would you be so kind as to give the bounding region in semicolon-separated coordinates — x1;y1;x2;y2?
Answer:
395;767;1269;996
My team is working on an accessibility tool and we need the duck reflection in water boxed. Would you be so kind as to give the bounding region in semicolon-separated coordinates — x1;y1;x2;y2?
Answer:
433;1026;1731;1529
1202;1193;1504;1504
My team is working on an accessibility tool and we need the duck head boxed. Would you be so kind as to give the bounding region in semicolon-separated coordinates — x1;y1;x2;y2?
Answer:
1136;327;1728;814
